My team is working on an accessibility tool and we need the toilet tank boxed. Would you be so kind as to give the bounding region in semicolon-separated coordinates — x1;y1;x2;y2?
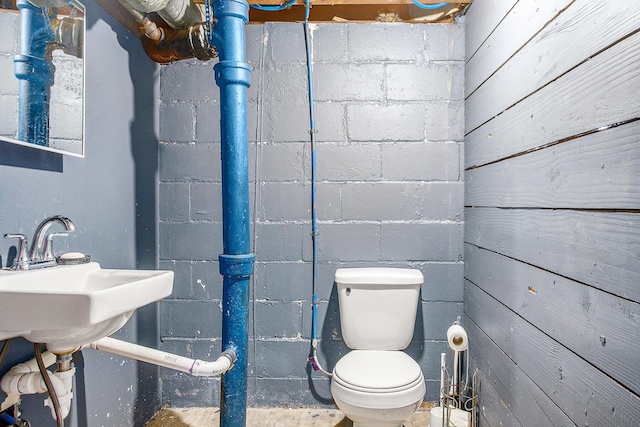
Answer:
335;268;423;351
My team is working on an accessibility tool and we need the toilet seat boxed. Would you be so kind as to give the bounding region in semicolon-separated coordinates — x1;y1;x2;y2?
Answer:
331;350;425;410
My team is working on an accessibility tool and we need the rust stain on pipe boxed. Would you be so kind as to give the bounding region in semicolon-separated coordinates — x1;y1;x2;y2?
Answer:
95;0;217;63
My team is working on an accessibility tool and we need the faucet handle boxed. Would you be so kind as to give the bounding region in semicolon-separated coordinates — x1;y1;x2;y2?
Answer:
42;232;69;262
4;233;29;270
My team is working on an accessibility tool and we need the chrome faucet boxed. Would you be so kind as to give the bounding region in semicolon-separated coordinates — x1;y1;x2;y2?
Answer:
4;215;76;270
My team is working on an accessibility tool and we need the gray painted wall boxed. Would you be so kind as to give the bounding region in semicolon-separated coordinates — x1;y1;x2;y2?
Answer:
158;21;465;407
464;1;640;426
0;1;160;426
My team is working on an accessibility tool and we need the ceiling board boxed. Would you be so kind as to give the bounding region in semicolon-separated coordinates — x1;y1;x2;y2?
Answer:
196;0;471;23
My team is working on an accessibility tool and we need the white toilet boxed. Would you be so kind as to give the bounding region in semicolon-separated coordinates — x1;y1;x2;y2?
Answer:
330;267;426;427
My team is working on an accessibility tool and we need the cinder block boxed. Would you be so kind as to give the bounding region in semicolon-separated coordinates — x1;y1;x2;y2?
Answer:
261;181;310;221
255;340;310;377
159;260;191;299
313;62;385;102
266;22;306;63
251;378;315;407
314;101;347;142
426;101;464;142
195;102;220;142
301;298;347;346
425;22;466;62
347;23;425;62
0;59;18;95
160;299;222;338
312;24;348;62
159;142;221;182
416;301;464;340
191;260;223;300
159;182;189;222
246;100;260;141
382;142;460;181
159;103;195;142
255;222;306;261
263;62;308;106
420;261;465;302
0;13;19;53
256;143;306;182
316;142;381;181
264;100;310;142
158;338;194;358
254;300;303;338
245;24;265;68
160;62;218;102
247;69;261;103
160;222;222;260
316;182;341;221
387;63;464;102
254;261;311;301
190;182;222;221
316;222;380;262
341;182;462;221
381;222;463;262
347;103;425;142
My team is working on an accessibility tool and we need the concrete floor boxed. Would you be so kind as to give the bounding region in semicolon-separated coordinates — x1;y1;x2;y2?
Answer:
145;403;436;426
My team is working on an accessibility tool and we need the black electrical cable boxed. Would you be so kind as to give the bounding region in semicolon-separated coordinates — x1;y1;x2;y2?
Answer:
0;340;10;367
34;344;63;427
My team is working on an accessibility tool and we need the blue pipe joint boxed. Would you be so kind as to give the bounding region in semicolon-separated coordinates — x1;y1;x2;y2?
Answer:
14;54;55;86
219;254;255;279
212;0;249;22
214;61;251;88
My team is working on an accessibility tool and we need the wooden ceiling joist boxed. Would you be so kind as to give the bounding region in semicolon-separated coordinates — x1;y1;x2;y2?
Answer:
197;0;471;23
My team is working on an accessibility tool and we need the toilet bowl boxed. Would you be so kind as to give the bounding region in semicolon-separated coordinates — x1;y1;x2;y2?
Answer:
330;268;425;427
331;350;425;427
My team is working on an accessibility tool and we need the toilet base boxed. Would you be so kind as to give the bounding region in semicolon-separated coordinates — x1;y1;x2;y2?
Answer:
336;399;422;427
353;423;400;427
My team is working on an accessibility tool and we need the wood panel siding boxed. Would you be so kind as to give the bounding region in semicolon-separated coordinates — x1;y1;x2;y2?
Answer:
465;0;573;98
465;244;640;395
465;119;640;209
466;281;640;427
464;0;640;425
466;29;640;168
464;0;518;60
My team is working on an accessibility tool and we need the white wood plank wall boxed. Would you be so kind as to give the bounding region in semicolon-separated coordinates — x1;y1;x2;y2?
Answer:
463;0;640;425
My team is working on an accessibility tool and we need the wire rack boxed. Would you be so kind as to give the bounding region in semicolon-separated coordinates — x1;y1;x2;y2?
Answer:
439;369;478;427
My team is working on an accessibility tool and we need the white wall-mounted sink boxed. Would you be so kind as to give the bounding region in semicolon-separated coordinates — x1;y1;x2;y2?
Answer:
0;262;173;352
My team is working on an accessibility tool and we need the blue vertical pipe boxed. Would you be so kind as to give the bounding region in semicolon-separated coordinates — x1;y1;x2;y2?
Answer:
14;0;55;146
210;1;254;426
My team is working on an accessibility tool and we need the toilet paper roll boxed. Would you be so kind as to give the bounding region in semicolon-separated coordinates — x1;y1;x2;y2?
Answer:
447;324;468;352
430;407;470;427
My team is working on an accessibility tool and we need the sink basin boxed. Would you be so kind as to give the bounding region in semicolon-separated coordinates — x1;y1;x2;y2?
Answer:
0;262;173;352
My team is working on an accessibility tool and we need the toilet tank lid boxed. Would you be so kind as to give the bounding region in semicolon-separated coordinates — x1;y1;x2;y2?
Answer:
335;268;423;286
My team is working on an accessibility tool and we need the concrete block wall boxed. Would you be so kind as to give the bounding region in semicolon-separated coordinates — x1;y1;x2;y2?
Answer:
0;11;20;138
158;21;464;407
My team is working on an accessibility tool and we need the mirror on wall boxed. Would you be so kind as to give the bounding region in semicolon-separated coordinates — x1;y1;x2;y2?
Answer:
0;0;84;157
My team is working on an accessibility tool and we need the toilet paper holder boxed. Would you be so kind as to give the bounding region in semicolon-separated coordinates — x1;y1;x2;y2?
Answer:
436;318;477;427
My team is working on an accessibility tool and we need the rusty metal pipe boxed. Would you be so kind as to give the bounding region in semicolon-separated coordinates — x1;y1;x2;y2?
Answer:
140;22;217;63
96;0;215;63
